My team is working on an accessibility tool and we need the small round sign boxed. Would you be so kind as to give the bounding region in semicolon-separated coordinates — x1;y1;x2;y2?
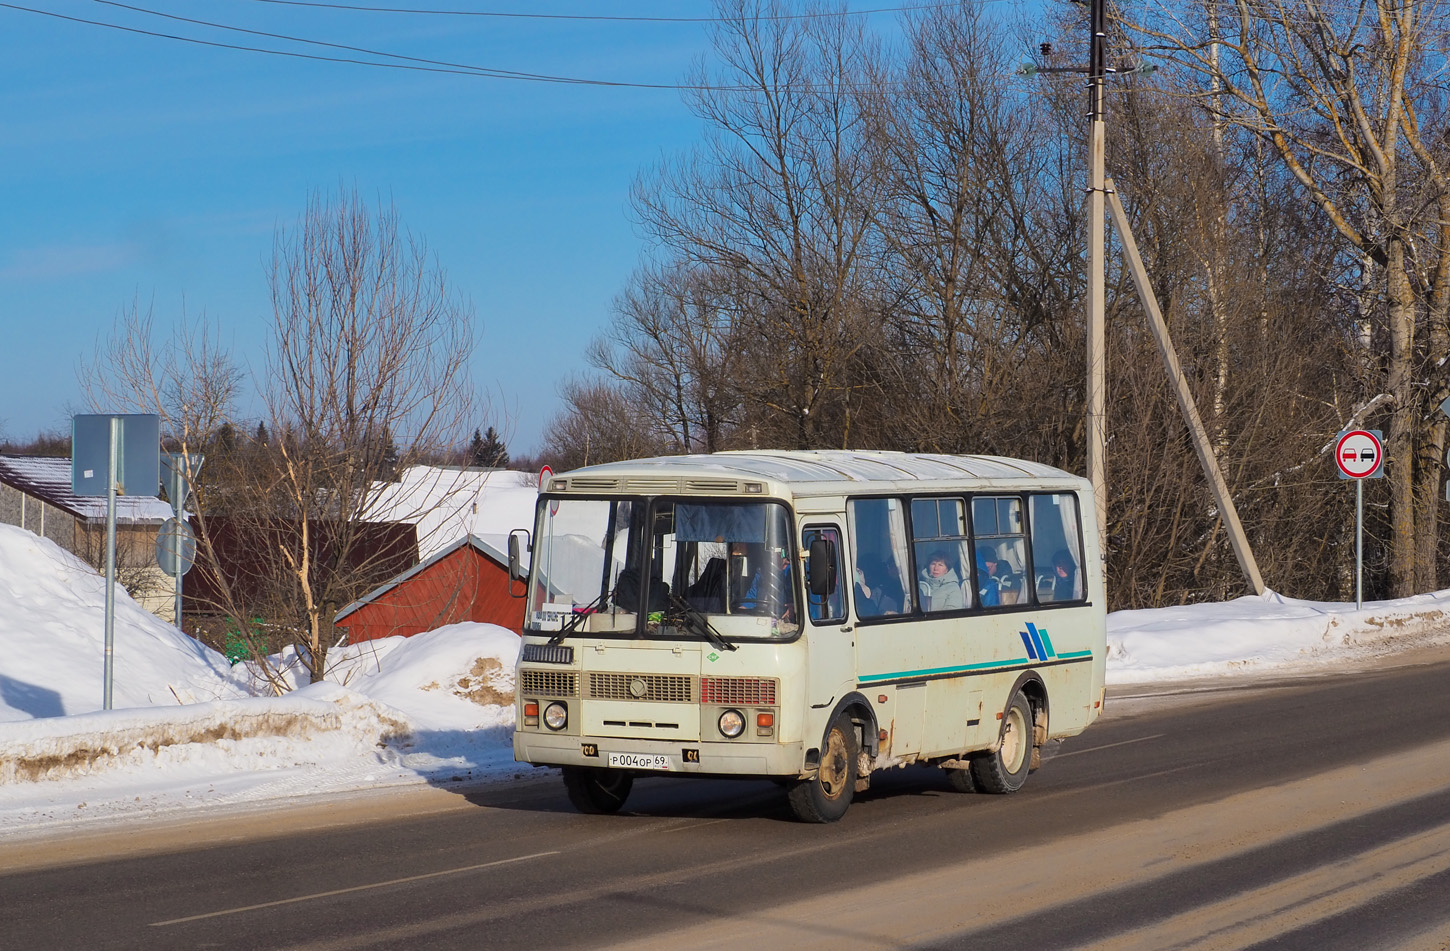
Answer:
155;516;197;576
1335;430;1384;480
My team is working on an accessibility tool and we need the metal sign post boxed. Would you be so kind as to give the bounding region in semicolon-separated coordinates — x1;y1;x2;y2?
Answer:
1335;429;1385;610
103;418;119;711
72;413;161;711
160;453;202;630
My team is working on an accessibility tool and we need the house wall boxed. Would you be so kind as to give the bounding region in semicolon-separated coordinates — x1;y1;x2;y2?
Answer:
337;546;526;643
0;482;75;549
74;521;175;624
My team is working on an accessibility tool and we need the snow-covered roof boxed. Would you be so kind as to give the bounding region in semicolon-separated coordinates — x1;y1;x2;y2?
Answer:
551;451;1085;497
0;456;174;524
362;465;538;560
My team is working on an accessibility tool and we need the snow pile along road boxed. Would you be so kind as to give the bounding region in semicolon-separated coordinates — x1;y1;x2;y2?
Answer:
1106;587;1450;683
0;525;249;720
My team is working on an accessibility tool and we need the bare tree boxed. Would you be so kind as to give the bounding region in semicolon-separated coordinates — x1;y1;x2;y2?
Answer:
243;187;478;682
632;0;884;449
590;262;746;453
1119;0;1450;594
83;190;480;688
543;378;672;471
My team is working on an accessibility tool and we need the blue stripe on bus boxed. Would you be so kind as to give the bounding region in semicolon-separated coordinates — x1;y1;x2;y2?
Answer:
1035;624;1056;657
1025;623;1050;660
859;658;1033;683
1055;650;1093;659
1018;629;1038;660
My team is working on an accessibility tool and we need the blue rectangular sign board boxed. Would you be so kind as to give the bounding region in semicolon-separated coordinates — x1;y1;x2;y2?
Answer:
71;414;161;498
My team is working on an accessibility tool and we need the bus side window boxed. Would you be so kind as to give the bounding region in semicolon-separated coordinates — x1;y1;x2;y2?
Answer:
847;498;911;618
802;526;845;623
910;497;972;613
1030;493;1084;602
972;496;1026;606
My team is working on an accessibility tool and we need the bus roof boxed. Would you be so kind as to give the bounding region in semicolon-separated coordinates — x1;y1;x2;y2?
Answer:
549;450;1086;498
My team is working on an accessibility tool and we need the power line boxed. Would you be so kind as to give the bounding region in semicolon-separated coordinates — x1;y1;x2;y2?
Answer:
237;0;957;22
4;0;1025;90
0;1;725;87
87;0;634;83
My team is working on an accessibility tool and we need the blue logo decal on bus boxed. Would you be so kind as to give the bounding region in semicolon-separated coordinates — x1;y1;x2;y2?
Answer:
1019;622;1057;661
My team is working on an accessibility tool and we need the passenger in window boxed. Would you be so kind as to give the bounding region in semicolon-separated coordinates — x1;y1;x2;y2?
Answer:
734;543;793;619
918;550;965;613
977;546;1015;607
854;559;901;617
1049;549;1079;601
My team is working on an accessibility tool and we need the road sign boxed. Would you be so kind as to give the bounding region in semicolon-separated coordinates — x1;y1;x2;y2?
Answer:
160;452;203;516
156;517;197;576
540;465;559;515
1335;429;1384;480
71;414;160;497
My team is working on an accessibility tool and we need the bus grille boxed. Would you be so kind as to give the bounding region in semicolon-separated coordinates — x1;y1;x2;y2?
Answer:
519;669;578;698
701;676;777;706
520;644;574;665
588;673;695;703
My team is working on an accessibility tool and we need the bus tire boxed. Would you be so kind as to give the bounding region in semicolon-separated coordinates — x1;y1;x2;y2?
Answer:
943;766;976;793
970;691;1033;794
787;713;858;823
561;766;633;814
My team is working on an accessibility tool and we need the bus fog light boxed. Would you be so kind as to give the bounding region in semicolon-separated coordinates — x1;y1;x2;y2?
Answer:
718;709;745;739
543;702;568;731
756;711;774;736
524;701;539;727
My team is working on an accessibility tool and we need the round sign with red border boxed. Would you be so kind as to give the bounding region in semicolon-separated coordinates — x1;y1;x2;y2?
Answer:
1335;430;1384;480
539;465;559;515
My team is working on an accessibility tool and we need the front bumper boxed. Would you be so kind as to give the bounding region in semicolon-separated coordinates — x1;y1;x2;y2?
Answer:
515;730;805;777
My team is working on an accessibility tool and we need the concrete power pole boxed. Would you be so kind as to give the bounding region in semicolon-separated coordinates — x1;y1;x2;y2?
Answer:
1087;0;1109;564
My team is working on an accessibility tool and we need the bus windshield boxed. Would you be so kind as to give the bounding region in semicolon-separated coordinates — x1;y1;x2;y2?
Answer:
525;497;800;640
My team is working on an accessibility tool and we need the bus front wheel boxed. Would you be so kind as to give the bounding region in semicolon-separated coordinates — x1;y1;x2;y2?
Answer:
970;691;1033;794
561;766;634;814
787;714;858;823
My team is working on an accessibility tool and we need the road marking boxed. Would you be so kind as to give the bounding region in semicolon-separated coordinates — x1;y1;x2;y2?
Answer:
1053;733;1165;758
149;850;560;927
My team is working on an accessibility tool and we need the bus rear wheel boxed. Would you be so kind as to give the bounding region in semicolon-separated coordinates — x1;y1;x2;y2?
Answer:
561;766;634;814
787;713;858;823
970;691;1033;794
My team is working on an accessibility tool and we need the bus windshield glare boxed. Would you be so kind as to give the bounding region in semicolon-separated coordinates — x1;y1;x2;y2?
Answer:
526;497;800;640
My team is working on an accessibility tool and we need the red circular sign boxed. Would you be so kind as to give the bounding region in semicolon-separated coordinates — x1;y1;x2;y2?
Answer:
539;465;558;515
1335;430;1383;479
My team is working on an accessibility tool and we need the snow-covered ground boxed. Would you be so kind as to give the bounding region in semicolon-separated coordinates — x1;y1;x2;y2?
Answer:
2;522;1448;839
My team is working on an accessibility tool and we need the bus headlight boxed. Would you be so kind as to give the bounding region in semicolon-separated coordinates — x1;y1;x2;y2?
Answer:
718;709;745;739
543;702;568;731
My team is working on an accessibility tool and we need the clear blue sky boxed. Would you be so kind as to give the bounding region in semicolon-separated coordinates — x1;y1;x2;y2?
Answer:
0;1;766;455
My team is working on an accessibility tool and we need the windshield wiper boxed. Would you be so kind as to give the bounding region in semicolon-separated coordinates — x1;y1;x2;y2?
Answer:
666;593;738;653
546;594;606;646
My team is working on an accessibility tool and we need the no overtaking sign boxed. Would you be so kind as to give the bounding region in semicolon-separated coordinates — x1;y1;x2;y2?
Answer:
1336;429;1384;480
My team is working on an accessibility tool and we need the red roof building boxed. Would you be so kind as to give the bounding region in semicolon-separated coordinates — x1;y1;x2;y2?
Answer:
334;534;524;643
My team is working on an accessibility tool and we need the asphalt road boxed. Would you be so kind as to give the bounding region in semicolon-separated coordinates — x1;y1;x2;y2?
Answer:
4;656;1450;951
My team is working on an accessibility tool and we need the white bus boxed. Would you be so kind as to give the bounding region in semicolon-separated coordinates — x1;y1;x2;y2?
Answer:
510;451;1106;822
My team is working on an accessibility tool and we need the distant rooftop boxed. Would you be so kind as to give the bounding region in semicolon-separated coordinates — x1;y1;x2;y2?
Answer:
0;456;174;523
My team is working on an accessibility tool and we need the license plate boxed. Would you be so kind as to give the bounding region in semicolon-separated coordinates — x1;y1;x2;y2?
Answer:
606;752;672;771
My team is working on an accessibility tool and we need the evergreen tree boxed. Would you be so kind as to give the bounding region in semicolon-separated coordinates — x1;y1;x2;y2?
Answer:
471;425;509;468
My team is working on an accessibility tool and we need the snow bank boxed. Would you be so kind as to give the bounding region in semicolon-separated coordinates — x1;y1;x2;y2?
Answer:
0;524;248;721
1106;587;1450;684
0;691;400;785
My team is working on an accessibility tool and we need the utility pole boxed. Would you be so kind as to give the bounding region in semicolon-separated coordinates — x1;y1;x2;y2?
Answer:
1086;0;1109;563
1024;0;1264;595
